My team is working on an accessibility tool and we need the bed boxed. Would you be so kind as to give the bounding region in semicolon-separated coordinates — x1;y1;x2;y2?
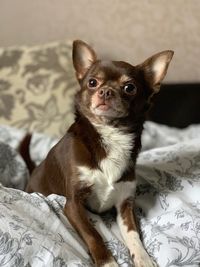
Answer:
0;121;200;267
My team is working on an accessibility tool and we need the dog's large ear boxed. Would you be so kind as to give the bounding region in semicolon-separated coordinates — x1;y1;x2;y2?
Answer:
73;40;97;80
139;50;174;93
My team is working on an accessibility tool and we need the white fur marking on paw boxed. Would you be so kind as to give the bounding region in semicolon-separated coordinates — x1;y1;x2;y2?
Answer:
117;213;157;267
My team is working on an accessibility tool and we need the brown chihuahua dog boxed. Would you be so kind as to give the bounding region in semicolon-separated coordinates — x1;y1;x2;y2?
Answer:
25;40;173;267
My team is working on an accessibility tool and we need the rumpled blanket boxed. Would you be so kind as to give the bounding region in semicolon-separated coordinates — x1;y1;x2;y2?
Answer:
0;122;200;267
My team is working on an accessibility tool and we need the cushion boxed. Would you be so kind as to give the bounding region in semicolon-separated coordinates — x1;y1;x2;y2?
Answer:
0;41;78;138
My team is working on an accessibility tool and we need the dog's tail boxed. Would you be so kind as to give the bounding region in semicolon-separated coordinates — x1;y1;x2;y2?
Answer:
18;133;36;174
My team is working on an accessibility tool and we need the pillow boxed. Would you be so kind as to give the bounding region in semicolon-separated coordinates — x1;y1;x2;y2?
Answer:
0;41;78;138
0;141;28;190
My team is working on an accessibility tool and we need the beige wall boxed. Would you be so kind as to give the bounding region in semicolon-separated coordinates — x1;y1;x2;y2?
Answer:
0;0;200;82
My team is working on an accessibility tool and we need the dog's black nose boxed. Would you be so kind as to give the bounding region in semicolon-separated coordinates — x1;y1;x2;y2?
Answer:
98;88;113;99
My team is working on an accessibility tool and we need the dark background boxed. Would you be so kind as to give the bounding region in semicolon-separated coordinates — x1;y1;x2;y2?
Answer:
148;84;200;128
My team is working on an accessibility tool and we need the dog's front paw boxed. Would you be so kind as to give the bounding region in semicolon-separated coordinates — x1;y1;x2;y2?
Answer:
133;251;157;267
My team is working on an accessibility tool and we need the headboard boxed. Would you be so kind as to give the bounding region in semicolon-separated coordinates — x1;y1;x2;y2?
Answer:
149;84;200;128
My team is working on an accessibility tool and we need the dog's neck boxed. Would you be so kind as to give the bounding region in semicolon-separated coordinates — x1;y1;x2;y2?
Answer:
72;106;144;167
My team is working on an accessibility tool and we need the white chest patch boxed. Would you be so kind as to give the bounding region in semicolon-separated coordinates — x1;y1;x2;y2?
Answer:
78;124;136;212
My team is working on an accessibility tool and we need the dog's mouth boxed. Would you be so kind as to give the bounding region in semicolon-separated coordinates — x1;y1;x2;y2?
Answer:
96;102;111;111
91;101;126;119
93;99;114;114
90;93;127;119
91;101;114;117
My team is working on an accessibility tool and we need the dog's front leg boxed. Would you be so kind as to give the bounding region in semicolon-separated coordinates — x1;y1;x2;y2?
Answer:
116;199;157;267
64;198;118;267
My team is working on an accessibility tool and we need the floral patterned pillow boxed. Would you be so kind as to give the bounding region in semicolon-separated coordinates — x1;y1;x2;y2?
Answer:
0;41;78;138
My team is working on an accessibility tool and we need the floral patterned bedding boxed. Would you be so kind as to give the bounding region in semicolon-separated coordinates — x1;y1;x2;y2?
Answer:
0;122;200;267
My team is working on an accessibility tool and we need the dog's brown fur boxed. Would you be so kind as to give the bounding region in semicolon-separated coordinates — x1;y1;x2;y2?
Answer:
23;40;173;267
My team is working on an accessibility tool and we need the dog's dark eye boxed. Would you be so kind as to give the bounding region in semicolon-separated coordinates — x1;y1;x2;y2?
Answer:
123;83;137;95
88;78;98;88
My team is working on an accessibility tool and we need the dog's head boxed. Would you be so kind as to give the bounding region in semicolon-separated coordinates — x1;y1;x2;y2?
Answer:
73;40;173;124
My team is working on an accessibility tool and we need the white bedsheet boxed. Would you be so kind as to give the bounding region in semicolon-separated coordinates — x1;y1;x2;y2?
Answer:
0;122;200;267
